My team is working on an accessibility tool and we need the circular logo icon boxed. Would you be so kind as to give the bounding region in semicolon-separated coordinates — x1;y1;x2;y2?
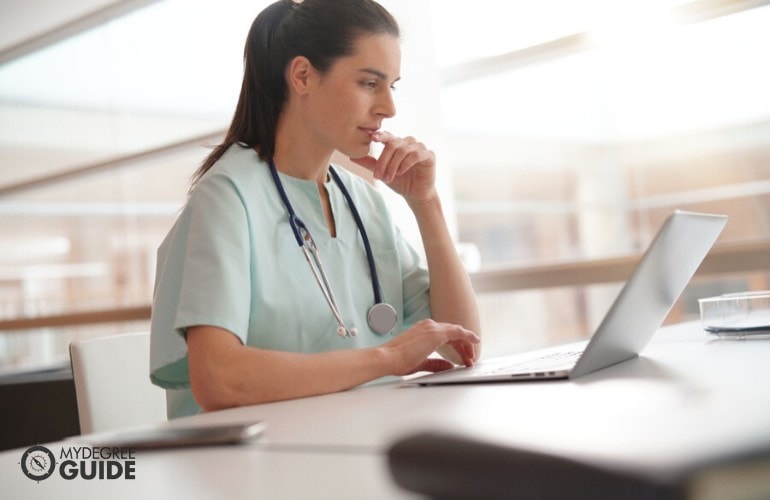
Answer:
20;445;56;482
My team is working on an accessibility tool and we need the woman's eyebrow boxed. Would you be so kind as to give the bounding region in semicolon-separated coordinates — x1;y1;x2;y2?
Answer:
359;67;401;83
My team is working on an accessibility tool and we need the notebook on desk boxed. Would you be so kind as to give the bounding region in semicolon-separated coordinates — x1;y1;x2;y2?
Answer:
409;210;727;385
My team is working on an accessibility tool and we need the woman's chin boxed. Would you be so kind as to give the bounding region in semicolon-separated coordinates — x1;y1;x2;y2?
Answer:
339;144;372;161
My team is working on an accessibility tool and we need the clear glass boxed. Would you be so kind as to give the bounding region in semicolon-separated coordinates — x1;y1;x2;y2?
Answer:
699;291;770;335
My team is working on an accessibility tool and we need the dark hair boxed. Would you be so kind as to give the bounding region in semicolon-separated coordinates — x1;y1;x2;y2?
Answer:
191;0;400;189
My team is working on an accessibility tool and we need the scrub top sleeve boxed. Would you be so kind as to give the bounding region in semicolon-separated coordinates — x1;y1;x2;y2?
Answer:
175;172;252;343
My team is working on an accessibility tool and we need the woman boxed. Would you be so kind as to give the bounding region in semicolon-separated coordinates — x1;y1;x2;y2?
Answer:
150;0;480;418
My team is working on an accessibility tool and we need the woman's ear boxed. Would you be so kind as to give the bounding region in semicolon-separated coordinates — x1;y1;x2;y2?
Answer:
287;56;316;95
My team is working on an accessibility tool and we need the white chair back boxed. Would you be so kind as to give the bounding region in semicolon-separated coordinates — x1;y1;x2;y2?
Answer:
69;332;167;434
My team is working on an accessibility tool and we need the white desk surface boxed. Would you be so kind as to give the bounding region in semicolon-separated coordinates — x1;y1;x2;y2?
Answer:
4;321;770;498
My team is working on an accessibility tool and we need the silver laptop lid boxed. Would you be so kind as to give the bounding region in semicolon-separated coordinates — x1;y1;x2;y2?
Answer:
570;210;727;378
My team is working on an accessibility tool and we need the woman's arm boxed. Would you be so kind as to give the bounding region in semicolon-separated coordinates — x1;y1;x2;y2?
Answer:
409;196;482;363
187;319;479;411
352;132;482;363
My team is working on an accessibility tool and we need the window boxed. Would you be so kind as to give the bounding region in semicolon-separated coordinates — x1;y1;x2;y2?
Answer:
432;0;770;354
1;0;768;370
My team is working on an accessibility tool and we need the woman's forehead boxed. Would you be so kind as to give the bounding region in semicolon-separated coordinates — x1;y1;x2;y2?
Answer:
337;33;401;80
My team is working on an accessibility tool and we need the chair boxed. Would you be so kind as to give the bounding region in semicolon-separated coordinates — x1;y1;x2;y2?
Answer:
69;332;167;434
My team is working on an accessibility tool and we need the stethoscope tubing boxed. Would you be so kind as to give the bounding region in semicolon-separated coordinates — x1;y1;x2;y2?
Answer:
327;167;384;305
267;159;395;336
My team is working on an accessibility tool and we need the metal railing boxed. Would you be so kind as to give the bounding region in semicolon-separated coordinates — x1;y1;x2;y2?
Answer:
1;240;767;333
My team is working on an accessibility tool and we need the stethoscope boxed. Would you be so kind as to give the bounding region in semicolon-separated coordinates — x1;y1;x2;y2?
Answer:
268;159;398;337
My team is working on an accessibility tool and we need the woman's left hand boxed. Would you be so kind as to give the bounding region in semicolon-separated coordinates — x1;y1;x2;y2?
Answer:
350;131;437;205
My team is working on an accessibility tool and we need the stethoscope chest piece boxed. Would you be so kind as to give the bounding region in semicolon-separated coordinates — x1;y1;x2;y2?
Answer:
368;302;398;335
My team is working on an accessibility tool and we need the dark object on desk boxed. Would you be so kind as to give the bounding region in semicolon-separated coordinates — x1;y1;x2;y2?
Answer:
0;364;80;451
388;432;770;500
388;432;669;500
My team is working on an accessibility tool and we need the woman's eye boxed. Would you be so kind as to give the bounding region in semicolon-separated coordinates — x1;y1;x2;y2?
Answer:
360;80;397;92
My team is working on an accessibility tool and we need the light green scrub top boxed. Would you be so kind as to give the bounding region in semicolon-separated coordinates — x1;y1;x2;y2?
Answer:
150;145;431;418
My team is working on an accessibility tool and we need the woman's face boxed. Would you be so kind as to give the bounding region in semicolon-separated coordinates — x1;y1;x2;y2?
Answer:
303;33;401;159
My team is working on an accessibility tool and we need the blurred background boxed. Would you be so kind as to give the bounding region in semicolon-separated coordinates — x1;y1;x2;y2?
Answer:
1;0;768;374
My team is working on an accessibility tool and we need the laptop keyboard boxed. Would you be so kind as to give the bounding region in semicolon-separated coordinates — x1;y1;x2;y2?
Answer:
479;349;583;376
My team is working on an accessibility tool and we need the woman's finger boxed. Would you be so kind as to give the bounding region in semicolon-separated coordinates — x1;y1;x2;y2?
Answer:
413;357;455;374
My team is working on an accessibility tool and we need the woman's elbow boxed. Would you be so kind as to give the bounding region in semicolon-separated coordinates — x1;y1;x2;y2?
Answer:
188;364;242;412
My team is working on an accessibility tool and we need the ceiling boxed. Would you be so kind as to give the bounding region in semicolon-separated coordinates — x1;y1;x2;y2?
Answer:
0;0;158;64
0;0;229;194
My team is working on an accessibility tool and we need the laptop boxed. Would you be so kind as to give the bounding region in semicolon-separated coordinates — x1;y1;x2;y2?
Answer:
409;210;727;385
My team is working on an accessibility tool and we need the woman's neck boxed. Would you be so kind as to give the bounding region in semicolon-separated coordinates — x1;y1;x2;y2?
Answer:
273;115;338;237
273;114;333;184
272;153;330;184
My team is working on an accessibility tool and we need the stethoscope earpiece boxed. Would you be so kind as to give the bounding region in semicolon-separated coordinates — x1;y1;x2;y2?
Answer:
269;159;397;337
337;326;360;338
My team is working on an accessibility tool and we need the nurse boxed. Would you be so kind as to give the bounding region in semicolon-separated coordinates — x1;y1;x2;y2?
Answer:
150;0;481;418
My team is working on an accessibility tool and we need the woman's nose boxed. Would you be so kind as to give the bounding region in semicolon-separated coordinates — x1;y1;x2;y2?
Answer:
376;88;397;118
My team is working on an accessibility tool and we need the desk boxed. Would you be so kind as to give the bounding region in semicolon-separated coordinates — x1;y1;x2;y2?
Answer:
3;321;770;499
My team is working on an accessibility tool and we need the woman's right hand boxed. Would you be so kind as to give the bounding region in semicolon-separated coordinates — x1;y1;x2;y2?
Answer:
382;319;480;376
